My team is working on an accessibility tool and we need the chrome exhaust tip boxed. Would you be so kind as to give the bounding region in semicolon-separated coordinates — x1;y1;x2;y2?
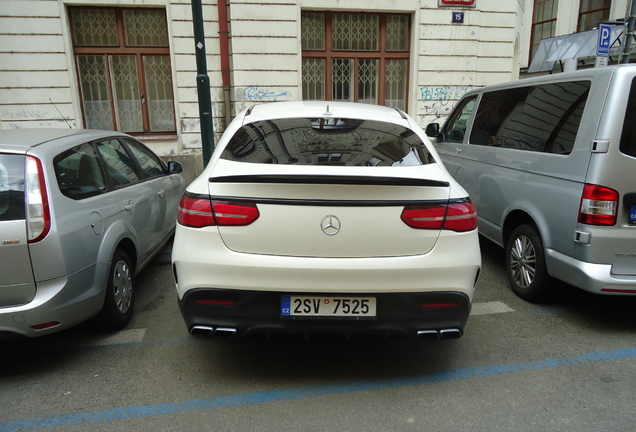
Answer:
190;325;214;337
213;327;237;339
439;328;462;340
417;330;440;340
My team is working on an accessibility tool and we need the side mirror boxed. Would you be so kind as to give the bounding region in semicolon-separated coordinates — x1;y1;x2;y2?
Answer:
425;123;440;138
168;161;183;174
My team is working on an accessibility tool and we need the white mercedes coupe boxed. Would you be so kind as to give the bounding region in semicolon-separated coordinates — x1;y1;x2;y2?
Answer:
172;101;480;341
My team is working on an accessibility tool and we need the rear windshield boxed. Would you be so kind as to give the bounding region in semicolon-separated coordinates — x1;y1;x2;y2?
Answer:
620;78;636;158
221;118;434;166
0;154;25;221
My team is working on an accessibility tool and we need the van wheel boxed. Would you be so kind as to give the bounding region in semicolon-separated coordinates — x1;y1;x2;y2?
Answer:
94;249;134;329
505;225;551;302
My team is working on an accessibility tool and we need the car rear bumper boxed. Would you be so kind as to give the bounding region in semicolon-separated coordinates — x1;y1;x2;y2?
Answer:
0;263;106;339
178;289;471;340
172;226;481;298
547;249;636;294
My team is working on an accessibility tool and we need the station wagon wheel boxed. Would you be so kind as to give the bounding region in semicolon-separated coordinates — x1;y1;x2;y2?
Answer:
94;249;135;329
505;224;551;302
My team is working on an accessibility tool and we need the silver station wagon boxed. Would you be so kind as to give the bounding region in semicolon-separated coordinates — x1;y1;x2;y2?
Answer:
0;129;184;338
427;64;636;301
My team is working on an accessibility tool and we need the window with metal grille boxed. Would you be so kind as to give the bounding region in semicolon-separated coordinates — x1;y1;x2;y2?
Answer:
301;12;410;111
70;7;176;136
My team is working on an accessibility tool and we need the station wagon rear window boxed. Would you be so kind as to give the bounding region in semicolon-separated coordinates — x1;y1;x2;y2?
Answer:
469;81;590;154
0;154;25;221
221;118;434;166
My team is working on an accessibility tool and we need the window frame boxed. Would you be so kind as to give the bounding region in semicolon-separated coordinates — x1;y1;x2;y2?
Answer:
69;6;176;138
301;11;411;108
577;0;611;32
529;0;559;62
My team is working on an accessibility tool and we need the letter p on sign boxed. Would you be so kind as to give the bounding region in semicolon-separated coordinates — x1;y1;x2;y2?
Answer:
597;23;611;56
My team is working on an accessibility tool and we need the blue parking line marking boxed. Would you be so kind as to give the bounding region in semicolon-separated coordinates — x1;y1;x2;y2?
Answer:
2;345;636;431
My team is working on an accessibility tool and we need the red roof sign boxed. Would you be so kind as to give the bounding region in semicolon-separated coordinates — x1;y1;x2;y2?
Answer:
439;0;476;6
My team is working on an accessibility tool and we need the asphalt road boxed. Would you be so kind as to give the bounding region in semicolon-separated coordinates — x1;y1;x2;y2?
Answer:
1;239;636;432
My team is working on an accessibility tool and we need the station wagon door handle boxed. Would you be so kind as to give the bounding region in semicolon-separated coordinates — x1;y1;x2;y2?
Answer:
125;200;137;211
157;189;165;197
455;147;462;154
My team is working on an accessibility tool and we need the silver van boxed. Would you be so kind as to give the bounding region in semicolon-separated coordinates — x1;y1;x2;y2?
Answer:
426;64;636;301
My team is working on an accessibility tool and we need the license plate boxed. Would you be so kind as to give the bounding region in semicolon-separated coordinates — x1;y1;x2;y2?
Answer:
281;296;376;317
631;204;636;224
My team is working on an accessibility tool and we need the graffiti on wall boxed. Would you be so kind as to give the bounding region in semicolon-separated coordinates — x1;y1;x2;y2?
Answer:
419;85;474;119
243;86;290;102
1;109;46;119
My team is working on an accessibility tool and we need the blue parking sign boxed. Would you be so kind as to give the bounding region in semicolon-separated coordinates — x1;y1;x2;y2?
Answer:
597;23;612;56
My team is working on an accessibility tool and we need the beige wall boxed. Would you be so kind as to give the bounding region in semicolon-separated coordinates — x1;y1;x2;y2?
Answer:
1;0;527;162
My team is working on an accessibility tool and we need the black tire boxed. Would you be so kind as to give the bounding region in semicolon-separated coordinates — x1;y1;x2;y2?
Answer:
94;249;135;329
505;224;551;302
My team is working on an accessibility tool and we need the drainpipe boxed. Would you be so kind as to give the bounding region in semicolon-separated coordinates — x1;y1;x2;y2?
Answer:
191;0;215;166
218;0;232;126
621;0;636;64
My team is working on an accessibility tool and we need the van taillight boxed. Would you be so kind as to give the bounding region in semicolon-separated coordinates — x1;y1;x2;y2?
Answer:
579;184;618;226
401;199;477;232
178;195;259;228
26;156;51;243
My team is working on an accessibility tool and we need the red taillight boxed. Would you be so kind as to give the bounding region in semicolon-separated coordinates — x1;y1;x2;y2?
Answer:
401;200;477;232
212;201;260;226
178;195;215;228
578;184;618;226
177;195;260;228
26;156;51;243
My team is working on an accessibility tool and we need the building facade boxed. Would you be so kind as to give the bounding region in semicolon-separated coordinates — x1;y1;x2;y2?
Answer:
0;0;632;175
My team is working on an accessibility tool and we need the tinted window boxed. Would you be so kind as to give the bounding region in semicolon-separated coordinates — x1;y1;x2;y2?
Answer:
54;143;107;200
443;96;477;143
123;138;166;179
221;118;434;166
0;154;25;221
620;78;636;158
95;139;141;187
470;81;590;154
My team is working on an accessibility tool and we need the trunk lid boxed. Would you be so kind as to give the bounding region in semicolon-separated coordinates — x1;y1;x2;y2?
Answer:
208;161;451;258
0;154;36;306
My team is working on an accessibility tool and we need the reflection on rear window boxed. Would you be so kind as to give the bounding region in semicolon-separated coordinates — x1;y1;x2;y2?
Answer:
221;118;434;166
0;154;25;221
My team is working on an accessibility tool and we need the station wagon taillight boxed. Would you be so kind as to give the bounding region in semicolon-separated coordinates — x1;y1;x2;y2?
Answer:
178;195;260;228
401;200;477;232
578;184;618;226
26;156;51;243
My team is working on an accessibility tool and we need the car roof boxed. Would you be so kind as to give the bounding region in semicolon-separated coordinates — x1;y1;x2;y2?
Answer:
463;64;636;97
241;101;410;125
0;128;129;153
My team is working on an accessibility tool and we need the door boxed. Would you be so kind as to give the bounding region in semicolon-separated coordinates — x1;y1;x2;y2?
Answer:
95;138;160;265
433;95;477;179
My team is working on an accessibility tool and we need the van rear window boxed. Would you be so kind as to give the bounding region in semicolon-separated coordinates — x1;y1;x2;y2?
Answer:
221;118;434;166
620;78;636;158
470;81;590;154
0;154;25;221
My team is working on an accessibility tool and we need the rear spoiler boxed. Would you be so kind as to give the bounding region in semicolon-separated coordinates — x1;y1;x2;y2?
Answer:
208;174;449;188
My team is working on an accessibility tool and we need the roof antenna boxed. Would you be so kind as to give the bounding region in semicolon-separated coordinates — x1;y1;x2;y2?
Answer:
49;98;73;129
323;104;332;116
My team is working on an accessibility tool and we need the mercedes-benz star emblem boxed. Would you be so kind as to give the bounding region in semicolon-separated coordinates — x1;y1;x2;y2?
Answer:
320;215;341;236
